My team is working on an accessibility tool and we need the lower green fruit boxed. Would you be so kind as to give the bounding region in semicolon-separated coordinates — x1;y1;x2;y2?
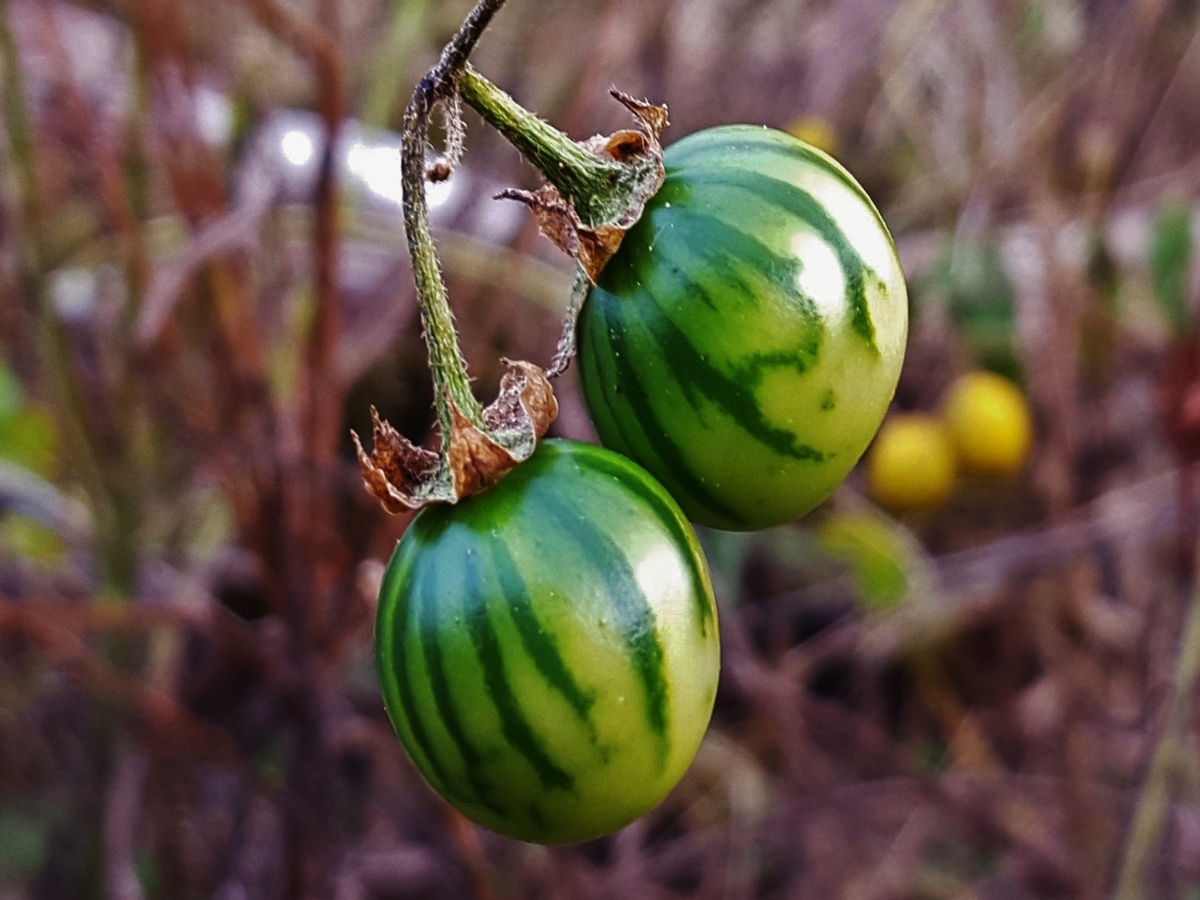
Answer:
375;440;720;843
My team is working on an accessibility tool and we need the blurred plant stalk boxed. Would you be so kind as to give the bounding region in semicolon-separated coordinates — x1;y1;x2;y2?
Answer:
0;0;145;596
1114;540;1200;900
0;0;367;894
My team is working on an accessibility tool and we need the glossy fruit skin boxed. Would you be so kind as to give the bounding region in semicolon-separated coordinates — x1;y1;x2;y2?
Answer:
943;371;1033;477
577;125;908;531
375;440;720;844
866;413;957;512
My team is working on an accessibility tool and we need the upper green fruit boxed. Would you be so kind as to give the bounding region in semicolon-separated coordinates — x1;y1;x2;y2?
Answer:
578;125;908;530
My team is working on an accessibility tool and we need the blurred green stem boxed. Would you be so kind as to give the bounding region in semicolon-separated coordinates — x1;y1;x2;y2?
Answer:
0;0;41;277
1113;544;1200;900
362;0;428;129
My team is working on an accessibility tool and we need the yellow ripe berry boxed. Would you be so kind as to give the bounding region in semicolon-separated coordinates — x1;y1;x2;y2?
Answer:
943;371;1033;477
866;413;957;512
784;115;839;157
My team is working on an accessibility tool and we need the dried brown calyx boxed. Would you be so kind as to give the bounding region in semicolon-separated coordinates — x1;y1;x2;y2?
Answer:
497;91;668;284
353;359;558;514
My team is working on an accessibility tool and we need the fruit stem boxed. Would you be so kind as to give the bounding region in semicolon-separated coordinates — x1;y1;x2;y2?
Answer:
458;65;626;228
400;0;512;435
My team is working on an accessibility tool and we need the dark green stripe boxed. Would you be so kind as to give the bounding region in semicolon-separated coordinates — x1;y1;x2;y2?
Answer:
533;490;671;769
462;547;575;792
528;803;547;832
645;210;826;389
665;127;882;223
419;549;504;816
646;200;822;325
616;256;826;463
571;449;715;637
606;204;828;463
377;557;463;804
488;541;598;735
584;290;748;527
676;169;880;349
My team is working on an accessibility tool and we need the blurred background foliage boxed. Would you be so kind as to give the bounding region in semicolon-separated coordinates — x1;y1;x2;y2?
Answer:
1;0;1200;898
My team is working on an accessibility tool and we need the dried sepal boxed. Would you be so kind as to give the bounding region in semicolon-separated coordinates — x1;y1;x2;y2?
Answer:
445;398;521;499
499;93;668;284
494;187;630;285
448;359;558;496
352;408;453;514
575;224;627;285
354;360;558;514
482;358;558;451
608;91;669;141
496;185;580;261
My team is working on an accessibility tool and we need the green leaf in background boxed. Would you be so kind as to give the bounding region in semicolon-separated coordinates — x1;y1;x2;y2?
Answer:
916;738;950;774
1149;201;1194;338
1081;231;1121;385
1019;0;1045;49
931;240;1023;382
1;513;65;563
0;807;49;880
254;739;287;791
1087;231;1121;311
816;512;910;612
136;848;161;897
0;363;23;425
0;406;59;480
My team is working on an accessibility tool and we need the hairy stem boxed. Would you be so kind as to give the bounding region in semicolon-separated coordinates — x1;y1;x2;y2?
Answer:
400;0;513;436
458;65;625;226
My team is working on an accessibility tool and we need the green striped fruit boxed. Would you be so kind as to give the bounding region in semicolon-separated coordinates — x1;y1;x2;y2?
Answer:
578;125;909;530
375;439;720;844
